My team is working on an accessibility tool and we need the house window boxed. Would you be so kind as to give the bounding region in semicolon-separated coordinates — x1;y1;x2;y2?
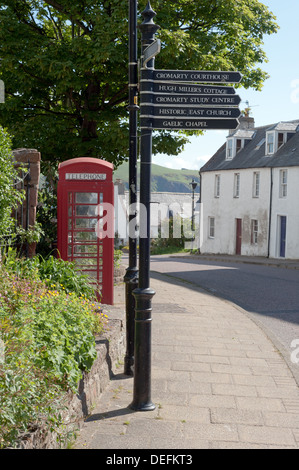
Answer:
279;169;288;198
266;132;275;155
278;133;284;149
214;174;221;198
251;219;258;244
236;139;242;153
226;132;255;160
208;217;215;238
266;131;292;155
233;173;240;198
253;172;260;198
226;139;233;160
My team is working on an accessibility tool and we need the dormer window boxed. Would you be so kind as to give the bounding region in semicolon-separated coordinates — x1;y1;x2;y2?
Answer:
266;132;274;154
266;131;290;155
278;132;284;149
226;130;255;160
265;122;297;156
236;139;242;153
226;138;245;160
226;139;233;159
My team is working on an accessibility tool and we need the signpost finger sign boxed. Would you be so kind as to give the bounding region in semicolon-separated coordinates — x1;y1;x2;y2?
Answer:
140;66;242;131
154;69;242;84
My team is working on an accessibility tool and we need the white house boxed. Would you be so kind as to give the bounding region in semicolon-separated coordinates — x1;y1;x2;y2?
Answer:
114;180;200;245
199;116;299;259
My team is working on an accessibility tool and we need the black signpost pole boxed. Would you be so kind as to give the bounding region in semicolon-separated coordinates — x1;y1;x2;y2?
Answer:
130;1;158;411
124;0;139;376
126;0;242;410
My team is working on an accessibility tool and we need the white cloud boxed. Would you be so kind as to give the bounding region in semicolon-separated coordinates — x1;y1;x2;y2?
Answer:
152;152;213;170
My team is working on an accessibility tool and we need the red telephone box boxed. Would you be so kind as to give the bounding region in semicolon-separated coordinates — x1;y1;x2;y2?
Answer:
57;157;114;304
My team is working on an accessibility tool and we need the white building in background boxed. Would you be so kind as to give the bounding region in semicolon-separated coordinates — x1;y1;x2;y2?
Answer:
200;116;299;259
114;180;200;245
114;180;128;246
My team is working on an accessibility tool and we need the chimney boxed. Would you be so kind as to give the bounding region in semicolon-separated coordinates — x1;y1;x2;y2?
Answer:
228;115;255;135
238;115;255;130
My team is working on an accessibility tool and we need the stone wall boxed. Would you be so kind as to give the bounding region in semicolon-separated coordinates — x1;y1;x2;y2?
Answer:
17;317;125;449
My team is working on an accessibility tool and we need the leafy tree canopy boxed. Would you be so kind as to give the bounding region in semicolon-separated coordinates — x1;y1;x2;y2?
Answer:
0;0;278;169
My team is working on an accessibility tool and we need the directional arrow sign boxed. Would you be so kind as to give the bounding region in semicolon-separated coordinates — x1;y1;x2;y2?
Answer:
152;82;236;95
143;39;161;66
141;105;241;119
141;117;239;130
142;93;241;107
154;70;242;84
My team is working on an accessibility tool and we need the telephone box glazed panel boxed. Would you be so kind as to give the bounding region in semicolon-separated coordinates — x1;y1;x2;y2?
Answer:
57;158;114;304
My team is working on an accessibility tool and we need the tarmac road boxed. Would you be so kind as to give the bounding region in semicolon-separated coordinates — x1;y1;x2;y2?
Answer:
149;254;299;368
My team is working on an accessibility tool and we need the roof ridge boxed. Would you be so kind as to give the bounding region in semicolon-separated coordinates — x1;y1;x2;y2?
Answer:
200;118;299;172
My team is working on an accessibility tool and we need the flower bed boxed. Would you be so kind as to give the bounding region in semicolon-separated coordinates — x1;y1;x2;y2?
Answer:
0;255;109;448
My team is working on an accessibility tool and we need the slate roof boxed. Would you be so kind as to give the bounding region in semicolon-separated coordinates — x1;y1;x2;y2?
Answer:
200;120;299;172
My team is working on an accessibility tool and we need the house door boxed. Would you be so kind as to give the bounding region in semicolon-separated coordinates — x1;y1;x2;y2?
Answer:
236;218;242;255
279;216;287;258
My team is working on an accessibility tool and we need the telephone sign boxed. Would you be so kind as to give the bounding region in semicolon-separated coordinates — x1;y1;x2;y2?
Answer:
57;157;114;304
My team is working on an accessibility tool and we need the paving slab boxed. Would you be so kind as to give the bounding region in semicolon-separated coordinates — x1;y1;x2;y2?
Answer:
74;272;299;450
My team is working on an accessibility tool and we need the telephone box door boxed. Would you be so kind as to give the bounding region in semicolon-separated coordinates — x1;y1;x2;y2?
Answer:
57;158;114;304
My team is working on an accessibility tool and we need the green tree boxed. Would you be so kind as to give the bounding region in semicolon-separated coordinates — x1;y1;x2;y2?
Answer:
0;0;278;169
0;127;24;238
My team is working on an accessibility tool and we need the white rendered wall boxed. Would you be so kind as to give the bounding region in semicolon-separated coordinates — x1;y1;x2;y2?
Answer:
269;166;299;259
200;168;271;256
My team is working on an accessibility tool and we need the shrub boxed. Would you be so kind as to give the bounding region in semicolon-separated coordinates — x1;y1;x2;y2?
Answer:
1;249;96;300
35;255;96;300
28;288;104;391
0;297;65;448
151;214;192;254
0;258;107;448
36;172;58;257
114;249;122;268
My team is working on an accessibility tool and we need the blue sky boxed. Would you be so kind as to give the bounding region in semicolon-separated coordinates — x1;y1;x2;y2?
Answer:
153;0;299;171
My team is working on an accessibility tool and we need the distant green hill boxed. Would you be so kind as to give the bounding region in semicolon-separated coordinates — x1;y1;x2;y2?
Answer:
113;162;200;193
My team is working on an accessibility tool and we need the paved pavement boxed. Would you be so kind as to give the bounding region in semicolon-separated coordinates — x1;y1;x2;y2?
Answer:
74;266;299;450
150;253;299;378
170;252;299;270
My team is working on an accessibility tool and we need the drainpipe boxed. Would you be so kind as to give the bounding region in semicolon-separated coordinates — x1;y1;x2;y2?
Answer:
198;171;202;204
268;167;273;258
